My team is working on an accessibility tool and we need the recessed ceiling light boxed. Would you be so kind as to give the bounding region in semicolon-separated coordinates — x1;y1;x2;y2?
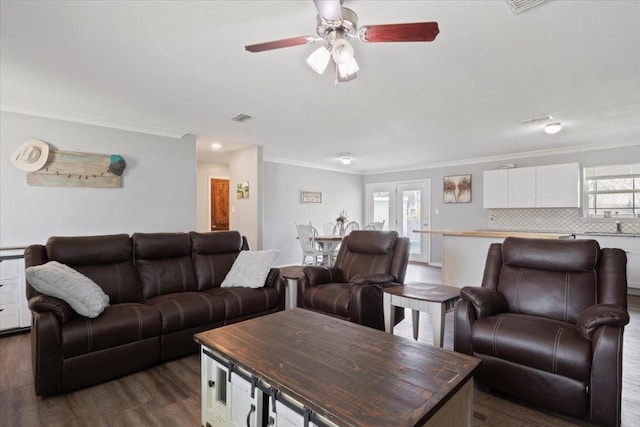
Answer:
211;143;222;149
544;122;562;134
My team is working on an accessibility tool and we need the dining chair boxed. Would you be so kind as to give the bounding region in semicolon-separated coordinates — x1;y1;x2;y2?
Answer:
295;223;323;265
323;222;337;236
344;221;359;235
372;220;385;230
363;220;385;231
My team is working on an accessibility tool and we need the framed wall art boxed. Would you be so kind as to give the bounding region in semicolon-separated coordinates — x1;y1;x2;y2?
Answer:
236;182;249;199
443;174;471;203
301;191;322;204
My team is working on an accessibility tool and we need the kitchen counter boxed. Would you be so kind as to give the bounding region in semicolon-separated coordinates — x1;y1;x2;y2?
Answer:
420;230;571;288
416;230;573;239
577;232;640;238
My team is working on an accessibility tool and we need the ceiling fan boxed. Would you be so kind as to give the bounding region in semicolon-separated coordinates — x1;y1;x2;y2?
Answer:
244;0;439;83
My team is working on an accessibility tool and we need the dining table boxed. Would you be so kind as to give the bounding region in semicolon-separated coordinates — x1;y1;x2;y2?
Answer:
314;234;344;265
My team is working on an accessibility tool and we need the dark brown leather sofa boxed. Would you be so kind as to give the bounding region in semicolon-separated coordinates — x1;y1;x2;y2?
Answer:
299;230;410;330
24;231;285;395
454;237;630;426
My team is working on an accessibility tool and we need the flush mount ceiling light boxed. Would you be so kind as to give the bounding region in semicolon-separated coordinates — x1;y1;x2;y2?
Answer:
338;153;352;165
544;122;563;134
211;143;222;149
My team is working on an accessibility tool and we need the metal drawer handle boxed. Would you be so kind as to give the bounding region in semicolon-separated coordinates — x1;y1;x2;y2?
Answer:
246;403;256;427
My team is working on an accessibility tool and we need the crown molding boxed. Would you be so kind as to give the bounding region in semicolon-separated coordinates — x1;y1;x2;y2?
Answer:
263;154;363;175
360;138;640;175
265;138;640;176
0;100;187;139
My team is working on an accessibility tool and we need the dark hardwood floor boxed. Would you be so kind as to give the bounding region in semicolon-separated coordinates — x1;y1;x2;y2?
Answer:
1;264;638;426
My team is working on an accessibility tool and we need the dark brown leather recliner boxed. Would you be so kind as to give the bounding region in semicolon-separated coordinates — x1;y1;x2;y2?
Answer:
454;237;630;426
299;230;410;330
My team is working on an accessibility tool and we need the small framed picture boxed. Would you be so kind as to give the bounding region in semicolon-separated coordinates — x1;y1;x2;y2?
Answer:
236;182;249;199
301;191;322;204
443;174;471;203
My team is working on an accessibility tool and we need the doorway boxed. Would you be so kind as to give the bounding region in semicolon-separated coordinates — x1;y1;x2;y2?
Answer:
365;180;431;263
210;178;229;231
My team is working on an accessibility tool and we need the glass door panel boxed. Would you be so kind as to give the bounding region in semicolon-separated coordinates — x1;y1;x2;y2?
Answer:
366;181;430;263
373;191;390;229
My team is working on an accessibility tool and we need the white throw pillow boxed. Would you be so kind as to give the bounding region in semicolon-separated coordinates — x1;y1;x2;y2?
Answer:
221;250;280;289
26;261;110;318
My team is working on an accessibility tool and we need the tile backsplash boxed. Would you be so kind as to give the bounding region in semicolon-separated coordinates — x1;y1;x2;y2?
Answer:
486;208;640;235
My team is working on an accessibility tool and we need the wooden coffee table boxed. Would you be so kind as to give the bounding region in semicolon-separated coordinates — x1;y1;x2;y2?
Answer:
383;283;460;347
194;309;479;427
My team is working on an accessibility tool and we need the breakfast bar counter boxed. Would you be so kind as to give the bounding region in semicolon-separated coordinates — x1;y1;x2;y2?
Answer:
415;230;573;288
417;229;573;239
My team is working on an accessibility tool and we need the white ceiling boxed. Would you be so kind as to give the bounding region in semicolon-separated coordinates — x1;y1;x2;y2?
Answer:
2;1;639;174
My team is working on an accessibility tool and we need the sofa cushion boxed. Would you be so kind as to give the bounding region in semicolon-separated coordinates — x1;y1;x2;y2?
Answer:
471;313;592;382
26;261;110;318
221;250;279;289
144;292;226;334
191;231;244;290
133;233;197;300
207;286;281;320
302;283;351;319
45;234;139;303
502;237;600;272
62;303;161;358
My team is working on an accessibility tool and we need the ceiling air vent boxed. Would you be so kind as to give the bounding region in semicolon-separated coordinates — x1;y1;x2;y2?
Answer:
231;113;254;123
505;0;548;14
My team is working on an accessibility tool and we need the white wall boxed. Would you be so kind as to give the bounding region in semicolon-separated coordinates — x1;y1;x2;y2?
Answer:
263;162;364;266
229;146;262;250
0;111;197;247
196;161;229;232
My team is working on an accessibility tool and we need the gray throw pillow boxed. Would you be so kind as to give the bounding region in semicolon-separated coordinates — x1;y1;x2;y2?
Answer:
26;261;110;318
221;250;280;289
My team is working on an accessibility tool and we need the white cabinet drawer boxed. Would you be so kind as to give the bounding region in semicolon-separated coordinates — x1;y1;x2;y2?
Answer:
0;303;20;330
0;280;20;304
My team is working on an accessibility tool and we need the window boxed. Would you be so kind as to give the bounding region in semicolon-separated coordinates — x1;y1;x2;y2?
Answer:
584;163;640;218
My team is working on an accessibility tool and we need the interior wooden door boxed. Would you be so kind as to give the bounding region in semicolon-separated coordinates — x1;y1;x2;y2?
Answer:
210;179;229;231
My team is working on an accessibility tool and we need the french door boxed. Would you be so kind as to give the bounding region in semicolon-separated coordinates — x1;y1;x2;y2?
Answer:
365;180;431;263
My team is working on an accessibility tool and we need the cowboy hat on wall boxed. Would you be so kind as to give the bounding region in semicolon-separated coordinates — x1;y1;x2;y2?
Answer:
11;139;50;172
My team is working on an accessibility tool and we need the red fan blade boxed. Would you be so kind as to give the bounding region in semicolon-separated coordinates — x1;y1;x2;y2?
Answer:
245;36;317;53
313;0;343;22
361;22;439;43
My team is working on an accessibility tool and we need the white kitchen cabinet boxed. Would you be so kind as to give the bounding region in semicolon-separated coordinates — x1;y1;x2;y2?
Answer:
483;168;535;208
575;235;640;293
0;250;30;332
508;167;537;208
483;163;580;209
535;163;581;208
483;169;509;208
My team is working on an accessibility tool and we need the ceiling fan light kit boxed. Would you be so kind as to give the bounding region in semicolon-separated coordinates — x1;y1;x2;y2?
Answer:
245;0;439;84
306;46;331;74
